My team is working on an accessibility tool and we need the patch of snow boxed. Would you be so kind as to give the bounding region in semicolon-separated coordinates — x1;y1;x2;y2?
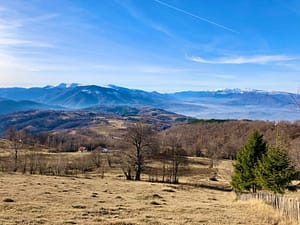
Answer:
81;89;92;94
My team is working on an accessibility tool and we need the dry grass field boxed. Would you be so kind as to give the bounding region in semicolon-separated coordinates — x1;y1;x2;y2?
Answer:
0;171;296;225
0;138;297;225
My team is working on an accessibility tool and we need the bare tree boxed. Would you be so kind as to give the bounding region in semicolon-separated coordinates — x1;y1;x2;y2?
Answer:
206;141;224;168
6;127;23;172
124;122;157;181
90;148;111;178
161;133;188;183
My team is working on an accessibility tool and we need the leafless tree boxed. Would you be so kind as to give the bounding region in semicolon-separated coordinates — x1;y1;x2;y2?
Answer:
206;140;224;168
160;133;188;183
124;122;158;181
6;127;23;172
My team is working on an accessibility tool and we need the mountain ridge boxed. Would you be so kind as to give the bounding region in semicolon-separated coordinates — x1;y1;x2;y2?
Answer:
0;83;299;121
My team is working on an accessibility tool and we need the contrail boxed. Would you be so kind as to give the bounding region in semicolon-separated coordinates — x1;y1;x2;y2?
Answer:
152;0;239;34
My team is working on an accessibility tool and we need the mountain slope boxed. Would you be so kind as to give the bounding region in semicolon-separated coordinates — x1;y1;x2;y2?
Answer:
0;99;63;115
0;84;299;121
0;84;169;108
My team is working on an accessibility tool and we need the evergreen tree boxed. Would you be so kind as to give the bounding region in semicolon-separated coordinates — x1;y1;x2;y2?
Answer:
255;146;295;194
231;130;267;193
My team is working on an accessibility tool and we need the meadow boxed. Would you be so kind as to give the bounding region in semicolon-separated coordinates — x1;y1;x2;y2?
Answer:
0;156;296;225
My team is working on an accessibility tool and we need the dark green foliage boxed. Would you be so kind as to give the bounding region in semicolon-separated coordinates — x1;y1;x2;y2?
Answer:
188;118;233;124
174;117;187;123
255;147;296;194
231;130;267;193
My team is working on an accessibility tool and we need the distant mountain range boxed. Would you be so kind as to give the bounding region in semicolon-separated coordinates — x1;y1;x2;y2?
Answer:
0;84;167;109
0;83;299;121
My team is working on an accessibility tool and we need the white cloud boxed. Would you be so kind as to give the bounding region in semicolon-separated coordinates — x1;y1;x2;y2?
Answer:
0;38;54;47
276;62;300;71
22;13;59;24
188;55;297;64
0;9;59;47
115;0;175;38
0;20;22;30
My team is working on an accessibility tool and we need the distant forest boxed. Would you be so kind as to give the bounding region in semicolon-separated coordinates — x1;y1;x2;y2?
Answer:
162;120;300;169
7;119;300;168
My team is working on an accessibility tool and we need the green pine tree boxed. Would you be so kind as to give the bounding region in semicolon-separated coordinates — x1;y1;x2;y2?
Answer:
231;130;267;193
255;146;295;194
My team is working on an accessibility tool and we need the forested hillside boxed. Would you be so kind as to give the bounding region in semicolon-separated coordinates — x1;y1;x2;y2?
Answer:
162;120;300;168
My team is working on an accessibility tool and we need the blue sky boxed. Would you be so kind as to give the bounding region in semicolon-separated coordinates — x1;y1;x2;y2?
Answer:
1;0;300;93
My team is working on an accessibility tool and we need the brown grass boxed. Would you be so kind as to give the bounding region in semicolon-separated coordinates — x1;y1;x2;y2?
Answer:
244;199;297;225
0;148;296;224
0;172;295;225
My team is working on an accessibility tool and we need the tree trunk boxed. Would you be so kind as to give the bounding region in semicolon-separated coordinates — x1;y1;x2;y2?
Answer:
135;164;141;180
135;146;142;181
162;161;166;182
124;167;132;180
13;148;18;172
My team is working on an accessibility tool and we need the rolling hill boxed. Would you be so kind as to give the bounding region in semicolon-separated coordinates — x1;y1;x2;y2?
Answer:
0;106;189;134
0;99;63;115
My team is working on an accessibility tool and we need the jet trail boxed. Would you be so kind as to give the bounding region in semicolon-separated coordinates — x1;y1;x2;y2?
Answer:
152;0;239;34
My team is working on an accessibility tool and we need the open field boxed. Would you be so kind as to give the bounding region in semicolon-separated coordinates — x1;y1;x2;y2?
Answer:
0;139;298;224
0;172;296;225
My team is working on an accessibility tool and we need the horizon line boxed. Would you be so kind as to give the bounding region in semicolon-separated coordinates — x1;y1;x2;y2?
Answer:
0;83;298;94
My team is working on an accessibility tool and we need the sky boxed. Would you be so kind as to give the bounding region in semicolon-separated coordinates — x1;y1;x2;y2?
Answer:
0;0;300;93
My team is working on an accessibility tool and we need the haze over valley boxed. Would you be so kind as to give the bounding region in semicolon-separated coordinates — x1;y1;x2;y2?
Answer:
0;83;299;123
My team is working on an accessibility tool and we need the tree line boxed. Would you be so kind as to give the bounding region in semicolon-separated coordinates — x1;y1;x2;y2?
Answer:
2;119;300;189
162;120;300;169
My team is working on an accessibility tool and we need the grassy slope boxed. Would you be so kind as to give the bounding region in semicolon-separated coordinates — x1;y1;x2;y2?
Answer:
0;171;296;225
0;141;295;225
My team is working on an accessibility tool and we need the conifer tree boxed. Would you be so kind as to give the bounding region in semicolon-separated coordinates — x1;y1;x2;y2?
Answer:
231;130;267;193
255;146;295;194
